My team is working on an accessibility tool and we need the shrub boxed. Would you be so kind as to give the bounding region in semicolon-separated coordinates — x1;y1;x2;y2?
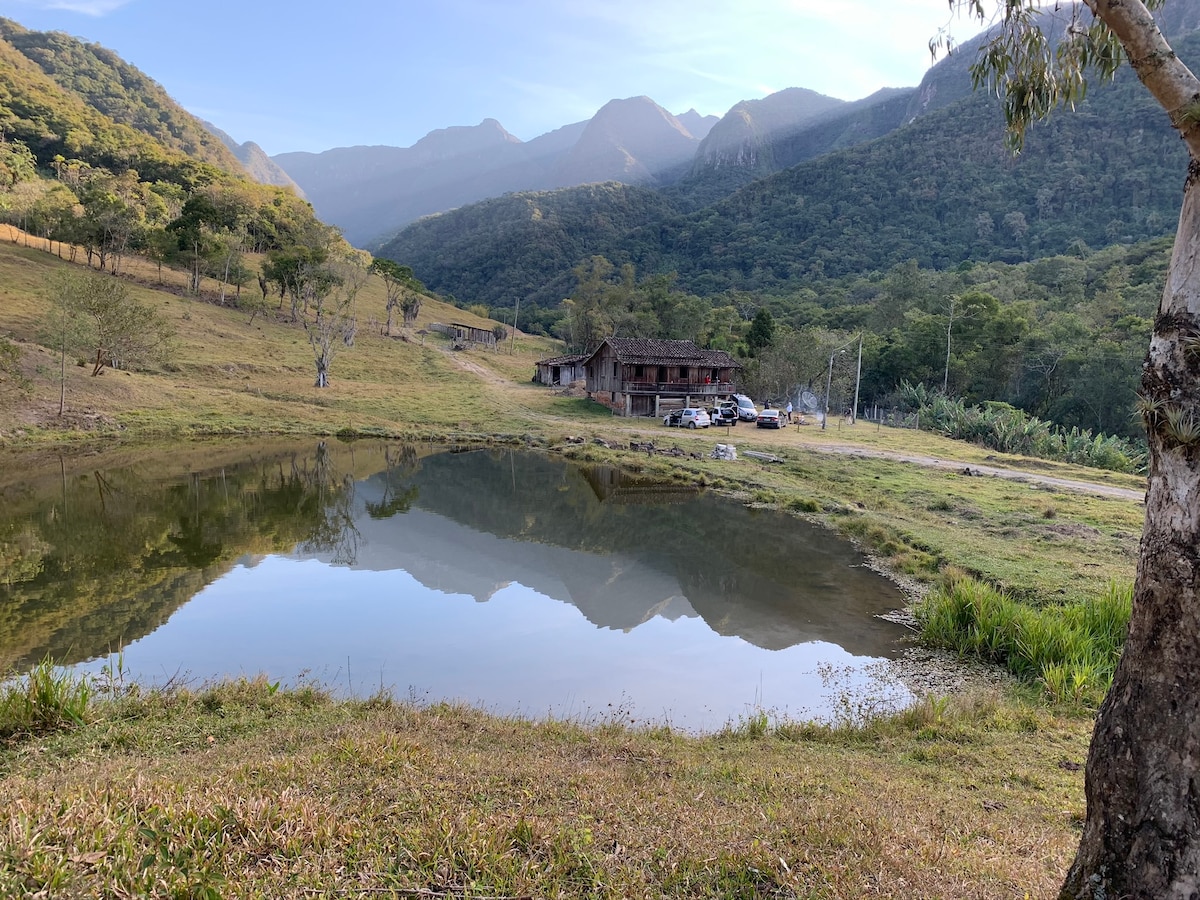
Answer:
915;576;1131;705
0;658;92;736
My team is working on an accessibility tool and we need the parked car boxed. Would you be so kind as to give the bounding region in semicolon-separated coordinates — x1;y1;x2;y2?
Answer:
709;403;738;426
733;394;758;421
756;409;782;428
664;407;711;428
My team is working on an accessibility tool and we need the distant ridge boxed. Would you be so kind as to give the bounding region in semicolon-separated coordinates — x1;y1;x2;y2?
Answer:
272;100;717;246
202;120;305;197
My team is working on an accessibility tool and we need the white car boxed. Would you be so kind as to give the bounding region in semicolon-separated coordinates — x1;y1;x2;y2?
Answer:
664;407;711;428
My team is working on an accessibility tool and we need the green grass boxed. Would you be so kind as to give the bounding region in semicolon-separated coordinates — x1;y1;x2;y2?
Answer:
916;572;1132;704
0;657;92;737
0;676;1090;899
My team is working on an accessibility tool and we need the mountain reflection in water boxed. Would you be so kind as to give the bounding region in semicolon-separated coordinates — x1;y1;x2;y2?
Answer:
0;441;913;728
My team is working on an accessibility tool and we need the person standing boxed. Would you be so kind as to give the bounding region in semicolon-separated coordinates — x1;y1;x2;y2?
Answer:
785;401;793;423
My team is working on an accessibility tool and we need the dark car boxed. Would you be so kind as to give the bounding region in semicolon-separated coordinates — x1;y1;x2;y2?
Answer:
710;404;738;426
756;409;782;428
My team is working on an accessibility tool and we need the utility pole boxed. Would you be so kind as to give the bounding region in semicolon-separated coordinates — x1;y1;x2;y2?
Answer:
852;333;863;424
510;297;520;354
823;333;864;430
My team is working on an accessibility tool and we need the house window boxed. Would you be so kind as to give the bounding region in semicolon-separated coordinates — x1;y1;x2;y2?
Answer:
612;362;618;378
634;365;644;378
679;366;689;380
658;366;667;382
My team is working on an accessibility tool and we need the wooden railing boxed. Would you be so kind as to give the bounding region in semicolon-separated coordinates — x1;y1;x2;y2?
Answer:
622;381;734;395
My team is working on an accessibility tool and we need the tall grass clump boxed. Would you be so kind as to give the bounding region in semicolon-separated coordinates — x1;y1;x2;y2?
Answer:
915;574;1132;705
0;658;93;736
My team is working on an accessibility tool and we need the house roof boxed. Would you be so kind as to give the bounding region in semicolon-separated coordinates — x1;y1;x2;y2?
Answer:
536;354;588;366
589;338;742;368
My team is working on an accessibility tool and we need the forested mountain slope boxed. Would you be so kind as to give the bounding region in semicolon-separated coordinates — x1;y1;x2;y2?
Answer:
0;17;239;171
380;26;1193;311
376;182;683;307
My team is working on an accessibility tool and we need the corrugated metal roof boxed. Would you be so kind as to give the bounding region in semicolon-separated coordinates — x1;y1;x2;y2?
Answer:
536;354;588;366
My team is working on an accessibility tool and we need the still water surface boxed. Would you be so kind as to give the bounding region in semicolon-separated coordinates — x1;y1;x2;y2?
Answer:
1;440;913;730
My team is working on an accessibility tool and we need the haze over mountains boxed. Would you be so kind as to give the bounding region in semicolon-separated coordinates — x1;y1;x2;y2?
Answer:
366;10;1199;311
271;74;970;249
272;98;721;246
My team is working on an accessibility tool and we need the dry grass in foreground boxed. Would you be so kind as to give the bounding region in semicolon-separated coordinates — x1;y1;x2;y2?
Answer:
0;677;1089;899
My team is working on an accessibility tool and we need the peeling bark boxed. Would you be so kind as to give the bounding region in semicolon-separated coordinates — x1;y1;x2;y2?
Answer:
1049;2;1200;896
1062;38;1200;900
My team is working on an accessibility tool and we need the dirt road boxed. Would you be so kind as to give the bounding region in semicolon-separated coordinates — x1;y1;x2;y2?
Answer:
810;443;1145;502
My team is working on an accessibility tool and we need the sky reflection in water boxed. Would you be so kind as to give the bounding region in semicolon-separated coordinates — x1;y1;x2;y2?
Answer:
27;444;913;731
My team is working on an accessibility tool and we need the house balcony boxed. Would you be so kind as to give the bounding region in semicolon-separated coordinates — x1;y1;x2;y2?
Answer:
622;381;734;396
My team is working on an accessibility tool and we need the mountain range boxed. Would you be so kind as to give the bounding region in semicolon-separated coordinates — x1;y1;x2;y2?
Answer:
366;10;1199;310
272;99;720;246
4;4;1199;318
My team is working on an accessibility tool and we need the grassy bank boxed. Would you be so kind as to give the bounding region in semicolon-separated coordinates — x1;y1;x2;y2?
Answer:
1;667;1089;899
917;572;1131;705
0;234;1142;895
0;232;1146;692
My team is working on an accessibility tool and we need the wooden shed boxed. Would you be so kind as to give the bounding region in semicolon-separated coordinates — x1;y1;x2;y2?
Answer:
534;353;588;387
429;322;497;348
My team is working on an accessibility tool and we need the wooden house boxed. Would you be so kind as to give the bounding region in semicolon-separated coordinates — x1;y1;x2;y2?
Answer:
582;338;742;417
534;353;588;386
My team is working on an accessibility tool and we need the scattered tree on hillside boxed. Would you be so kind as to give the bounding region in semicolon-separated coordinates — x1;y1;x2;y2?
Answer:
45;269;174;391
370;260;426;330
299;252;366;388
948;1;1200;894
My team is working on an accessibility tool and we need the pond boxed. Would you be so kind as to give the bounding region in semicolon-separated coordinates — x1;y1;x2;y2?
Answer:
0;440;914;730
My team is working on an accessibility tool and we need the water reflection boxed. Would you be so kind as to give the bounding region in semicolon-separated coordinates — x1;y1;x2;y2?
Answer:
0;441;913;728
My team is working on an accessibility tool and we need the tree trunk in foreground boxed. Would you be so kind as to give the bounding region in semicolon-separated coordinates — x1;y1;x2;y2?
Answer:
1062;163;1200;898
1054;3;1200;894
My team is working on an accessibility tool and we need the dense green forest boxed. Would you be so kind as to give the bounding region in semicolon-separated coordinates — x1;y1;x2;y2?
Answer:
381;32;1188;312
506;235;1167;447
0;17;341;294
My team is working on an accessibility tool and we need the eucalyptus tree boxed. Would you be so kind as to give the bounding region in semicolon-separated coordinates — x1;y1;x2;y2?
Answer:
301;251;367;388
370;258;423;334
949;2;1200;895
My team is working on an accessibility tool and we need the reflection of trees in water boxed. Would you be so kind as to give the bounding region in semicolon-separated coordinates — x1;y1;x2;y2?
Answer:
364;444;419;520
0;442;364;671
296;442;360;566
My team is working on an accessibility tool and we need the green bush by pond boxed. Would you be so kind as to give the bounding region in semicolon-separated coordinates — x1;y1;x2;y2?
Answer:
916;571;1132;705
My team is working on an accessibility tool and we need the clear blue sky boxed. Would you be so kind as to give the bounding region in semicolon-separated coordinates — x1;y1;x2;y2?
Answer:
8;0;983;156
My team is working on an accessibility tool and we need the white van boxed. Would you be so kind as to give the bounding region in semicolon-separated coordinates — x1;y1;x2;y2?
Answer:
733;394;758;422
